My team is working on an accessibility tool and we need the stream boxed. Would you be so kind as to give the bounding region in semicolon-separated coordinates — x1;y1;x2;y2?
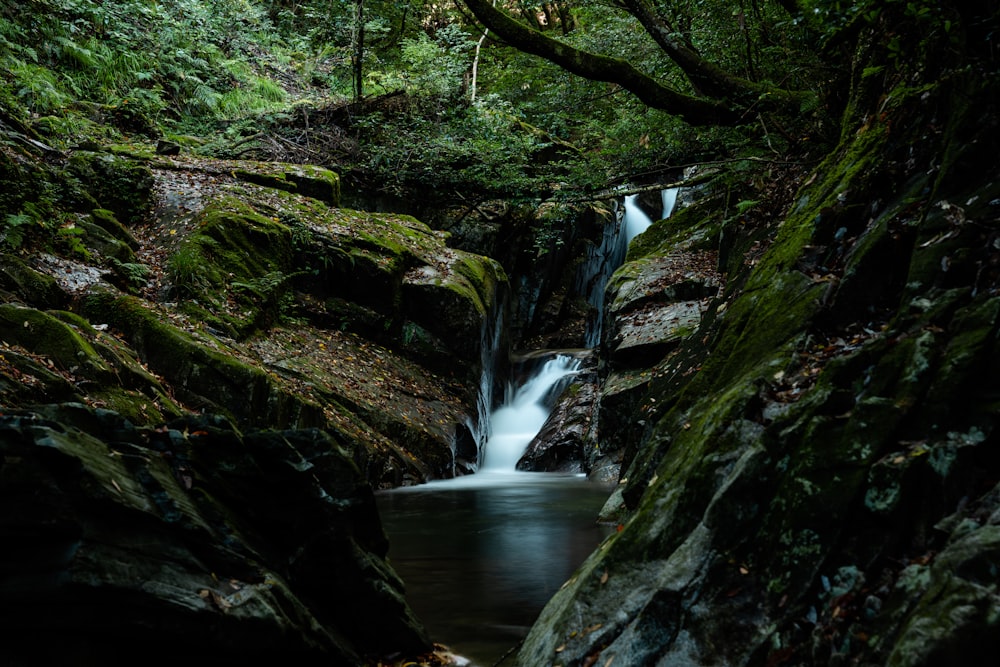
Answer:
377;191;677;665
377;474;613;665
378;353;611;665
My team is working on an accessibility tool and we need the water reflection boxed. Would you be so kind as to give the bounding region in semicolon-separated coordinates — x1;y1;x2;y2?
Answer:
377;474;613;666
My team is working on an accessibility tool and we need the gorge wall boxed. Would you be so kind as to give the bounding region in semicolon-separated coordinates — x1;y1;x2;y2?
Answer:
515;10;1000;666
0;145;506;663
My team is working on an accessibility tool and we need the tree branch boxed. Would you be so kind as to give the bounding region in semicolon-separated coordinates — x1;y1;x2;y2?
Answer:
458;0;742;126
459;0;813;124
618;0;808;108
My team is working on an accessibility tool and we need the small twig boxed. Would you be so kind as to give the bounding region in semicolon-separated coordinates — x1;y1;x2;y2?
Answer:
491;639;524;666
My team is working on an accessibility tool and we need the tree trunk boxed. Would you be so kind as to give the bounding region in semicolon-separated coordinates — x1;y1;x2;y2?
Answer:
352;0;365;100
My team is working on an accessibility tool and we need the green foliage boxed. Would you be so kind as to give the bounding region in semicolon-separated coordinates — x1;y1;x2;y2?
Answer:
56;222;89;258
110;260;152;292
2;212;37;250
0;0;323;145
352;93;545;199
167;242;214;295
400;24;473;99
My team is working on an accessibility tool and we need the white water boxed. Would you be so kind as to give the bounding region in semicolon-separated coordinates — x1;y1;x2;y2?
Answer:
467;299;504;469
481;355;581;471
576;188;680;346
623;194;654;245
662;187;678;219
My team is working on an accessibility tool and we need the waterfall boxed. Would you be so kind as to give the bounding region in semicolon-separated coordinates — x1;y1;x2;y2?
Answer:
466;295;505;471
575;204;627;348
662;187;678;219
575;187;680;347
623;194;653;245
481;354;581;471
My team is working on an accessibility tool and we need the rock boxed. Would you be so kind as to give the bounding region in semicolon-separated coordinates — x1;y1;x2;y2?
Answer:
517;357;600;474
65;151;154;224
0;405;431;665
233;163;340;207
516;38;1000;666
0;254;68;309
603;251;720;368
155;138;181;155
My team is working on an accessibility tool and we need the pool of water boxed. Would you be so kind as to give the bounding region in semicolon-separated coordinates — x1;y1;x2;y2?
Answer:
377;472;614;666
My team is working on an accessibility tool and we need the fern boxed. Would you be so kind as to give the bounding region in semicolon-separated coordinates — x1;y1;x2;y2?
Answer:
10;59;70;112
252;77;286;103
55;36;99;69
190;82;221;111
2;212;35;250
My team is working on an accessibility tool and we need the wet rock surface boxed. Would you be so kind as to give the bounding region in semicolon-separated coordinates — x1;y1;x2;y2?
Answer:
2;150;507;486
1;145;504;663
0;405;430;665
515;19;1000;667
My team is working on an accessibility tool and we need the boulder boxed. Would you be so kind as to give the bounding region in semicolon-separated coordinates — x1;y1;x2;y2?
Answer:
0;405;431;665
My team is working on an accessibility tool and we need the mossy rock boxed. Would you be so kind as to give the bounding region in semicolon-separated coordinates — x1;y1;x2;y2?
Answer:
0;305;184;423
66;151;154;224
0;406;431;663
233;163;340;207
77;218;138;264
90;208;140;249
82;292;275;424
167;196;296;335
627;191;727;261
0;304;112;379
296;205;507;358
0;254;67;309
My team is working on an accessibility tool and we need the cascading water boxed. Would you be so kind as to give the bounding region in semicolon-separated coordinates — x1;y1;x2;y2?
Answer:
575;207;628;348
481;354;581;471
623;194;654;245
576;187;680;347
662;187;678;219
466;296;505;471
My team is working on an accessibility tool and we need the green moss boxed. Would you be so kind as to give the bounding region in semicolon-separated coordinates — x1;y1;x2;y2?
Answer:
90;208;139;249
0;304;111;378
77;218;138;263
233;164;340;207
82;292;273;424
65;152;154;224
629;196;725;261
453;255;506;316
165;196;297;336
198;196;295;275
0;254;66;308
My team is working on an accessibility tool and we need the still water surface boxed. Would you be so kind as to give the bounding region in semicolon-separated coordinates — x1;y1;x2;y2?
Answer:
377;472;614;666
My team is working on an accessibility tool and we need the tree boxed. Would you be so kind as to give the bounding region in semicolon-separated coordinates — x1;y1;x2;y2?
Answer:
352;0;365;99
457;0;817;126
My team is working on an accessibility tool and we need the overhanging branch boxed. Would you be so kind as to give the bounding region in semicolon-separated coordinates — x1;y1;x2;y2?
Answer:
458;0;743;126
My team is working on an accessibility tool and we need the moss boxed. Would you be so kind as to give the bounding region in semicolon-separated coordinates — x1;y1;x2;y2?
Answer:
285;165;340;207
198;196;295;276
65;152;154;224
90;208;139;249
82;292;273;424
233;164;340;207
629;195;726;261
452;255;506;316
0;254;67;309
0;304;111;379
90;386;183;425
77;218;138;263
166;196;297;336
